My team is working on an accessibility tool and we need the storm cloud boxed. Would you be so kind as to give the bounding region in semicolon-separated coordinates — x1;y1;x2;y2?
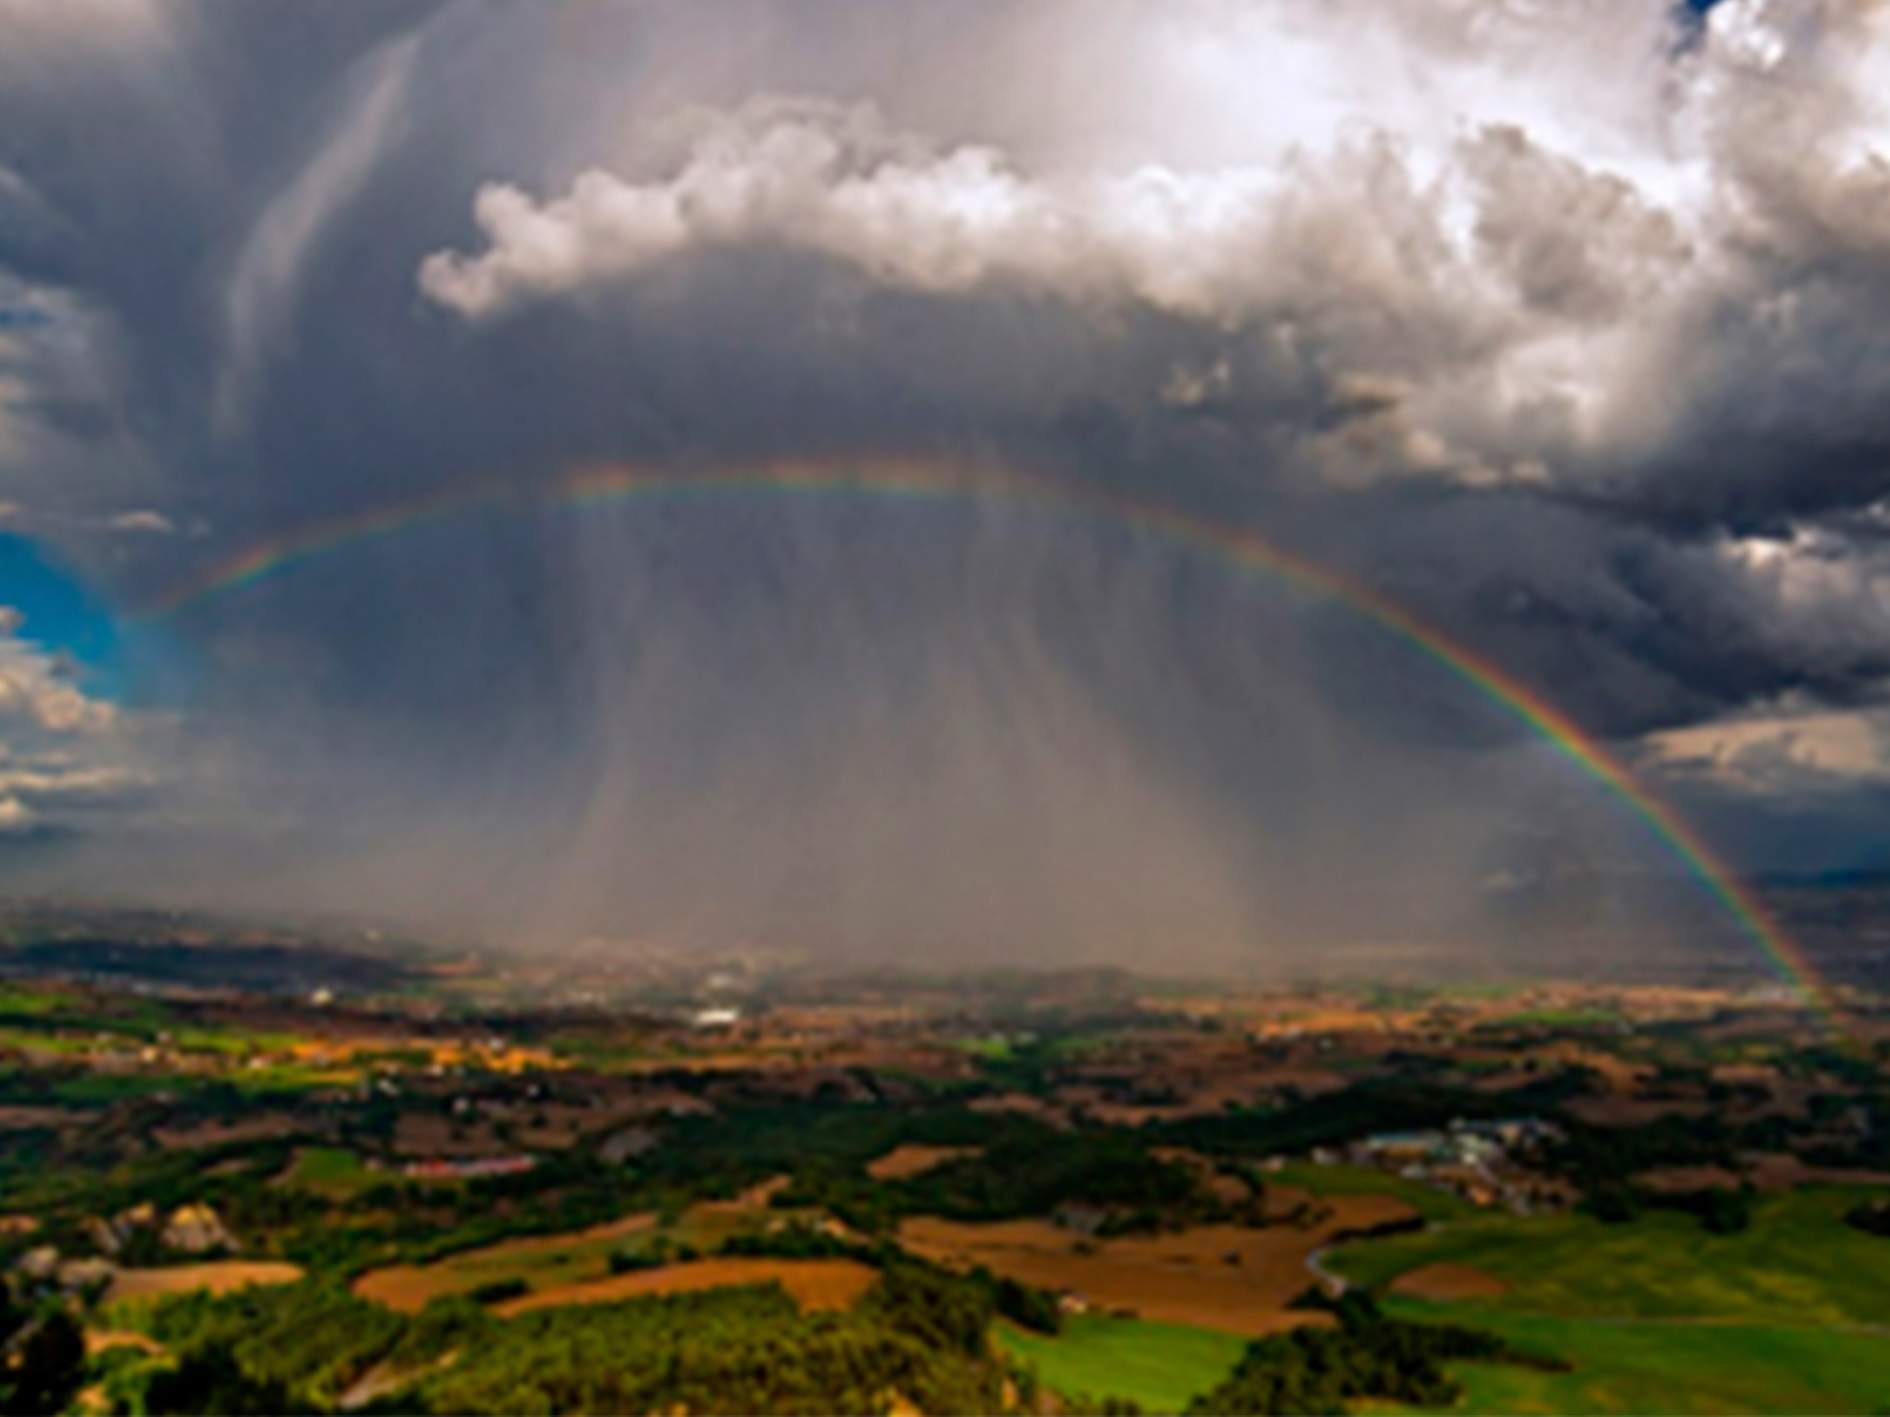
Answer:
2;0;1890;966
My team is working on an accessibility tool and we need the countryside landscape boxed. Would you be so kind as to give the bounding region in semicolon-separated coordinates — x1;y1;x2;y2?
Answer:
0;905;1884;1413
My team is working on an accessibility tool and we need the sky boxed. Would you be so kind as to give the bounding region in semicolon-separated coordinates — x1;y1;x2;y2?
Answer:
2;0;1890;969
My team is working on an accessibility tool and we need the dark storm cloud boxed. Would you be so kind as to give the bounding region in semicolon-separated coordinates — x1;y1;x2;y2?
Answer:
2;0;1890;952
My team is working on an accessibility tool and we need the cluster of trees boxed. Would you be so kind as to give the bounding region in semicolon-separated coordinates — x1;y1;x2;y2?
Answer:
139;1346;297;1415
1798;1097;1890;1172
1155;1081;1538;1159
128;1283;489;1413
772;1162;899;1236
889;1134;1205;1228
636;1102;1040;1201
1784;1046;1883;1090
974;1269;1061;1335
118;1253;1033;1414
1844;1200;1890;1238
1546;1086;1890;1195
609;1234;702;1273
1543;1115;1740;1193
718;1221;866;1263
419;1265;1014;1416
1586;1181;1754;1233
1324;1215;1426;1246
1659;1185;1753;1234
1547;1111;1770;1236
1184;1292;1563;1415
762;1115;1225;1236
0;1277;84;1416
469;1277;530;1305
140;1279;410;1408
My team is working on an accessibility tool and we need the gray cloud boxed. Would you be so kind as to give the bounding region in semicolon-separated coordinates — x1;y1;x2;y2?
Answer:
215;29;421;435
0;0;1887;962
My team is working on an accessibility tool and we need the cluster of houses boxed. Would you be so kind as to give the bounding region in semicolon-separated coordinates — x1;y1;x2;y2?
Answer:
12;1200;242;1296
86;1200;237;1256
400;1153;538;1181
1312;1116;1568;1211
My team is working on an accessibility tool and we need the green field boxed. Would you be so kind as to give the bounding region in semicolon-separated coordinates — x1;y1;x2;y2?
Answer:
996;1314;1248;1413
44;1073;205;1105
279;1147;377;1196
0;1026;96;1056
1372;1301;1890;1415
168;1025;309;1057
1329;1185;1890;1411
0;983;71;1016
1329;1188;1890;1327
953;1035;1015;1062
393;1231;628;1296
226;1061;361;1094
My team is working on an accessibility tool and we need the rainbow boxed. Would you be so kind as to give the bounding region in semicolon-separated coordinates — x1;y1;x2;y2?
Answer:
145;458;1841;1027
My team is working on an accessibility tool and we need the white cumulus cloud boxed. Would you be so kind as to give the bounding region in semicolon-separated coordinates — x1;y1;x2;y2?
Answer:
417;0;1890;502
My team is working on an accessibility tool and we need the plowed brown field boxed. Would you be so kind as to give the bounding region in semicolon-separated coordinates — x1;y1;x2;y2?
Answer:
866;1145;979;1180
493;1257;877;1317
899;1190;1413;1336
109;1261;304;1302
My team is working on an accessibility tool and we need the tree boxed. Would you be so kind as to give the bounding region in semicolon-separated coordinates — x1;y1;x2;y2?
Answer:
1699;1186;1752;1235
1845;1200;1890;1238
143;1347;297;1415
0;1282;85;1417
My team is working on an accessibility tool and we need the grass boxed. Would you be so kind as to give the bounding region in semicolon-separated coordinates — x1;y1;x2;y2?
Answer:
0;1045;361;1110
954;1036;1015;1061
996;1314;1247;1413
545;1034;658;1069
46;1073;201;1105
1428;982;1526;1003
0;1017;319;1070
1325;1185;1890;1413
280;1147;377;1196
0;1026;97;1056
1369;1300;1890;1415
168;1026;308;1058
1329;1188;1890;1328
1264;1160;1478;1223
226;1062;360;1094
0;984;68;1016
